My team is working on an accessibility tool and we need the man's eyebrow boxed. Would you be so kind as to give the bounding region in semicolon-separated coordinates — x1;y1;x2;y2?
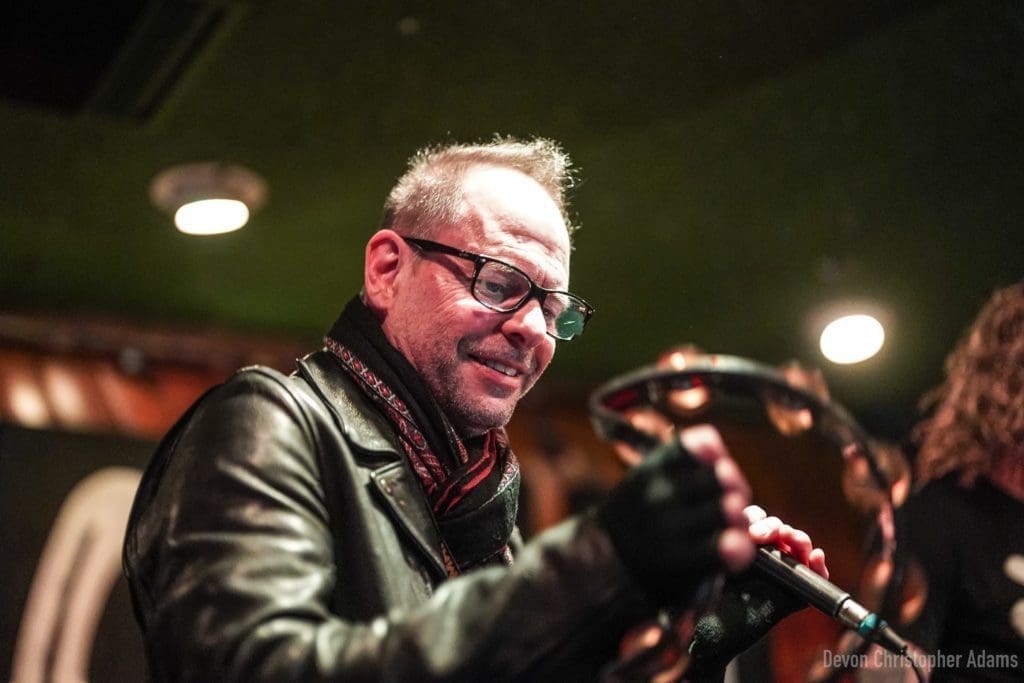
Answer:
427;249;476;280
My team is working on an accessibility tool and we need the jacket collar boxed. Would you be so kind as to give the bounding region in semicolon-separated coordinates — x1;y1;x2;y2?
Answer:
296;349;448;580
298;349;403;459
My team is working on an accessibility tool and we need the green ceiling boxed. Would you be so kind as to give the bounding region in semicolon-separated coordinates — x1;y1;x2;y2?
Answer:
1;0;1022;438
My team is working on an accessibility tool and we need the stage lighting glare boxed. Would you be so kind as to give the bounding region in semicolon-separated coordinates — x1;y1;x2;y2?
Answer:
174;198;250;235
819;314;885;364
150;162;266;236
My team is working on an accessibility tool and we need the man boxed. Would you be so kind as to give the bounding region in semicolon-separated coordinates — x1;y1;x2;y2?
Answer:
124;137;828;681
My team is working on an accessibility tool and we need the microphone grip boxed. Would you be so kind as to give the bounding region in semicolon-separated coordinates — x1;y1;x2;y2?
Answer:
754;547;848;615
753;546;909;655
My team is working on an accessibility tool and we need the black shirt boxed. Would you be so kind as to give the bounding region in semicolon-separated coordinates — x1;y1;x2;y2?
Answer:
899;475;1024;681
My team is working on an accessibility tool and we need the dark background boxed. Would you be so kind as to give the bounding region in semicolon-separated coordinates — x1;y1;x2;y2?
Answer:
0;4;1022;677
2;0;1022;438
0;425;150;680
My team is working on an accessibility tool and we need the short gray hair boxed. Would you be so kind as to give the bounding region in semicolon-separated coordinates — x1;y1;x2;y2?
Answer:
380;136;578;239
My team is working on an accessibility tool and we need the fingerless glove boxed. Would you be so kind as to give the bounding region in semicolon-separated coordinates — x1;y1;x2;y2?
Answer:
597;437;728;607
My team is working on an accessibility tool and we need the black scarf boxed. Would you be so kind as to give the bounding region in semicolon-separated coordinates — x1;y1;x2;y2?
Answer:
325;298;519;575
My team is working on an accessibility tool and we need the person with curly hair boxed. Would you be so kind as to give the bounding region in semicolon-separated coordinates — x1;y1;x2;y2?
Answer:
896;282;1024;680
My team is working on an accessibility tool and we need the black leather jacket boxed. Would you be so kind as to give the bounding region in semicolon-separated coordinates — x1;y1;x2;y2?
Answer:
123;350;654;681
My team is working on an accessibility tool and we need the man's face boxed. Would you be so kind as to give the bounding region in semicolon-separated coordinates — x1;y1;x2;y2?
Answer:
382;165;571;436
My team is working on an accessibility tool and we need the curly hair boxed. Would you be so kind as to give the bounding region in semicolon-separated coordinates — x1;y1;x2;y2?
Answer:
379;136;577;239
913;282;1024;486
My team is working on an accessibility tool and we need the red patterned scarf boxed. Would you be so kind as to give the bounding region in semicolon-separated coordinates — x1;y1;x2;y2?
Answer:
325;299;519;576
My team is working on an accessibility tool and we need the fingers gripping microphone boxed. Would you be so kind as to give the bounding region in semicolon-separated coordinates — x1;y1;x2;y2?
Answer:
754;547;909;655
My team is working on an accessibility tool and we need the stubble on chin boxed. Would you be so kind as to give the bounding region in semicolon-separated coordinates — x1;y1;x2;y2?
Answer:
428;357;520;437
450;395;516;438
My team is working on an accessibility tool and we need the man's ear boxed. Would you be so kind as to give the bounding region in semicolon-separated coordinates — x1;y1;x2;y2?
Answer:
363;229;405;314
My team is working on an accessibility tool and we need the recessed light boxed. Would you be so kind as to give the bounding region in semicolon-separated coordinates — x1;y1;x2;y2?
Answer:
819;314;885;364
150;162;266;236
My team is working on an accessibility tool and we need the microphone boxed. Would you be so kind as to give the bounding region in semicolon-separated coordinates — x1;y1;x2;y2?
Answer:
754;546;909;655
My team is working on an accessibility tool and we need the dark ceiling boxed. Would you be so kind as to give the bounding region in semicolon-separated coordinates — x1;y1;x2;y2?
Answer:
1;0;1022;439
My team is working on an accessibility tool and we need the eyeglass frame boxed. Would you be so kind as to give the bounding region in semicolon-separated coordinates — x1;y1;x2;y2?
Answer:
400;236;595;340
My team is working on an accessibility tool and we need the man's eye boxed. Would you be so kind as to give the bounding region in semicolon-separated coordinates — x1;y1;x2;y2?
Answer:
480;280;509;296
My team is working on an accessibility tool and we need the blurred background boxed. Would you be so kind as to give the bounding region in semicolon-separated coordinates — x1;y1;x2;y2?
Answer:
1;1;1022;680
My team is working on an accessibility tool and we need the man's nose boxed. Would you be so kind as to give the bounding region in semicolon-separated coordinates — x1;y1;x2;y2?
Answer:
502;298;548;348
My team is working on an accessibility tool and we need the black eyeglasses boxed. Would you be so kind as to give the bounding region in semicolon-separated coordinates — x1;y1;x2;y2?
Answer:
402;236;595;341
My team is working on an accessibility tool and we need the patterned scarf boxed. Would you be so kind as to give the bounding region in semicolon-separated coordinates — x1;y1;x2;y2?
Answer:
325;298;520;576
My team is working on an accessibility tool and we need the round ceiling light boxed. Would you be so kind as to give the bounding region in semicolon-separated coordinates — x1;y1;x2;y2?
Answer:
819;314;885;364
150;162;267;236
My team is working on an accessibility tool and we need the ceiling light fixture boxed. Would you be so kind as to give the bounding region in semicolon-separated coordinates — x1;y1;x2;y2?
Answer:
819;314;886;364
805;300;892;366
150;162;267;235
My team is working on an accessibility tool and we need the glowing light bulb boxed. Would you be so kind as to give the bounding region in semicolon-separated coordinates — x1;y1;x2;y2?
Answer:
174;198;250;235
819;314;885;364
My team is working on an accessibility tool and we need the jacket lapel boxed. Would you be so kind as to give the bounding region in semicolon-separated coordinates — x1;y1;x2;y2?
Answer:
296;351;448;580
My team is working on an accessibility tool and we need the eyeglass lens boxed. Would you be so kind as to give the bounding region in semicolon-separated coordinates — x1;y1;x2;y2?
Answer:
473;261;587;340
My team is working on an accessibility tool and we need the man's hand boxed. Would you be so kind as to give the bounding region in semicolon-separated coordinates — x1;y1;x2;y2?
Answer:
743;504;829;579
688;506;831;680
598;425;756;607
680;427;758;575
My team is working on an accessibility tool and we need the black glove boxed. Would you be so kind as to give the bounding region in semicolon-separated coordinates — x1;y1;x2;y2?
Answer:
686;567;807;680
597;436;728;607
